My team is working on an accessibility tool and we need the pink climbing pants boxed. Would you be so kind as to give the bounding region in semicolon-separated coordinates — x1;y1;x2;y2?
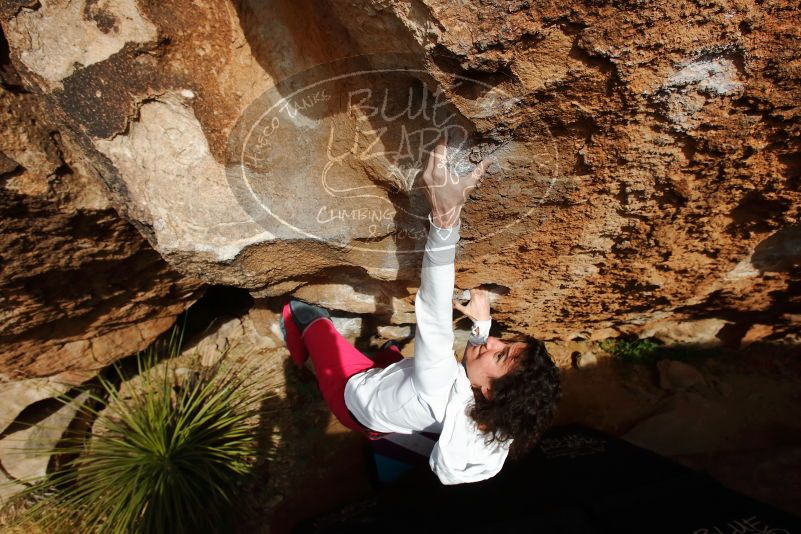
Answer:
302;317;403;439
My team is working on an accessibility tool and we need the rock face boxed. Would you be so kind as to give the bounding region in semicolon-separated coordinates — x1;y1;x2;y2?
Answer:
0;52;203;380
1;0;799;345
0;391;89;483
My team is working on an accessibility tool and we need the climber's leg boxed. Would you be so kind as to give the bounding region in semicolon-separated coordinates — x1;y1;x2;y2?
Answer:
301;316;385;438
280;303;308;367
371;342;404;368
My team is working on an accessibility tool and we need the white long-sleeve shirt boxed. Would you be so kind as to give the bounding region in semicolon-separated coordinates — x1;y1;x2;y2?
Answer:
344;216;511;484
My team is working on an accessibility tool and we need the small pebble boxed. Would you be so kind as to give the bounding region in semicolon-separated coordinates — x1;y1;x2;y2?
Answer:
572;351;598;369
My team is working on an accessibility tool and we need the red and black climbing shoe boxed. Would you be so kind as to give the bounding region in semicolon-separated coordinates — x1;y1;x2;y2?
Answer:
280;300;331;367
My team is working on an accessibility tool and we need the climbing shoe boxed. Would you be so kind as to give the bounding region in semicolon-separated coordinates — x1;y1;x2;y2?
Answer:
280;300;331;367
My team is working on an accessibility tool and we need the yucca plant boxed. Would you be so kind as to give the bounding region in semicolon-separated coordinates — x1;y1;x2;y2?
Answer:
4;324;266;534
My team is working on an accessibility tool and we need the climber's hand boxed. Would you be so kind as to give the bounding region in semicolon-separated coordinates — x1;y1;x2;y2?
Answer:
453;289;491;322
420;130;493;229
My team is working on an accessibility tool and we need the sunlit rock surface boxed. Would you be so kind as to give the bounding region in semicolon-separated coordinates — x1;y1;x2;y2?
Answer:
0;72;203;380
0;391;88;483
1;0;799;349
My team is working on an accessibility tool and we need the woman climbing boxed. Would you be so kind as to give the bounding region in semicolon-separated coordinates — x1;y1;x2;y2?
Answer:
280;131;561;484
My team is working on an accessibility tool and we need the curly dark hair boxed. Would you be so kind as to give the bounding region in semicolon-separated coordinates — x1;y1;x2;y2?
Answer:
469;336;561;459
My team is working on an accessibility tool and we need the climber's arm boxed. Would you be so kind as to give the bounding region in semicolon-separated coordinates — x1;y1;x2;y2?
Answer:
412;132;492;397
411;215;461;397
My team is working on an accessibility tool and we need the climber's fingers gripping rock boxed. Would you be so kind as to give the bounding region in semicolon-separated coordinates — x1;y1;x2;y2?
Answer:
421;130;493;228
453;288;492;323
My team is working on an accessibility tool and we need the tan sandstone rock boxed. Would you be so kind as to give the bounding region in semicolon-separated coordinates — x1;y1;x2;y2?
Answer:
0;67;203;380
657;360;706;391
0;376;71;434
0;391;89;485
0;0;798;347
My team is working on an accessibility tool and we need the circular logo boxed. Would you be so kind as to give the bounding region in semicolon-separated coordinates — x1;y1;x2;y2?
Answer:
226;53;559;272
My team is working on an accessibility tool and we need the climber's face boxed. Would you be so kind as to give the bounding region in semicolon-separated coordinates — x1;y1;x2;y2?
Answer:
463;336;527;400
